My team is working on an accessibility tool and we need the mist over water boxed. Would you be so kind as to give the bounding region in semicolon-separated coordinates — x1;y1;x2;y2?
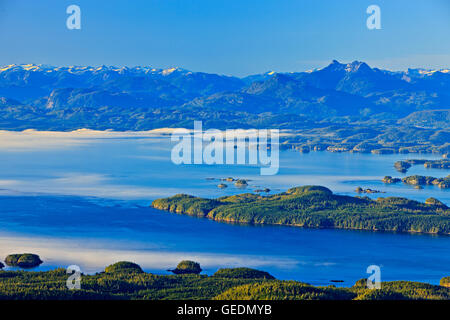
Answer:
0;132;447;203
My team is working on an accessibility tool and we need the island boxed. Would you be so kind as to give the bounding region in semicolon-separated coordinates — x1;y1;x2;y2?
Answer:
213;267;275;280
104;261;143;274
151;185;450;235
371;148;395;155
394;159;450;173
169;260;202;275
382;175;450;189
355;187;384;194
382;176;401;184
4;254;43;268
234;179;248;188
402;175;449;188
0;260;448;300
217;183;228;189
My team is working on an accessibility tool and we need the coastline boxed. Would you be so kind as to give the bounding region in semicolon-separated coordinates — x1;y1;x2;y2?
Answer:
152;209;450;237
0;260;448;300
0;127;448;156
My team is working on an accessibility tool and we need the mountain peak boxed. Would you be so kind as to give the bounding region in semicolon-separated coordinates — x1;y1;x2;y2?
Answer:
331;59;342;65
268;73;294;83
324;60;345;70
321;60;372;73
345;61;371;73
318;60;348;73
162;67;181;76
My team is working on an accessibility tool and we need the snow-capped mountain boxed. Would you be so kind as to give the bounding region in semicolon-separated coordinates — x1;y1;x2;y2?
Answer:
0;60;449;130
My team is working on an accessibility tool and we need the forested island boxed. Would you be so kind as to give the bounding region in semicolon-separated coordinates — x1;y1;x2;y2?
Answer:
151;186;450;235
394;159;450;173
0;260;448;300
4;254;42;268
383;175;450;189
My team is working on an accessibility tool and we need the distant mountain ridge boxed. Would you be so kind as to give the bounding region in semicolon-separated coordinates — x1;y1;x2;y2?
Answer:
0;60;449;130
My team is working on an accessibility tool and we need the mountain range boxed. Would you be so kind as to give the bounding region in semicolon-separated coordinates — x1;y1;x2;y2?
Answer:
0;60;449;130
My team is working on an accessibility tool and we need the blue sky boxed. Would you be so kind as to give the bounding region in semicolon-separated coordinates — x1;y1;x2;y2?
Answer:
0;0;449;76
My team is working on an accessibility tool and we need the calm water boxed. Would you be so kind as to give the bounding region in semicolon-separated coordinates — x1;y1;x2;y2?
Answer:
0;133;448;286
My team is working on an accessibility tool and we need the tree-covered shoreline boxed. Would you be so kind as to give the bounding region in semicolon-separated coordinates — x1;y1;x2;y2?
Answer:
151;186;450;235
0;261;449;300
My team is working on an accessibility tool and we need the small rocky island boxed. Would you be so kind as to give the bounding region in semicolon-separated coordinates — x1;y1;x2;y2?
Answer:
214;177;252;189
213;267;275;279
234;179;248;188
394;159;450;173
169;260;202;275
105;261;144;274
382;176;402;184
383;175;450;189
355;187;384;194
5;254;43;268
